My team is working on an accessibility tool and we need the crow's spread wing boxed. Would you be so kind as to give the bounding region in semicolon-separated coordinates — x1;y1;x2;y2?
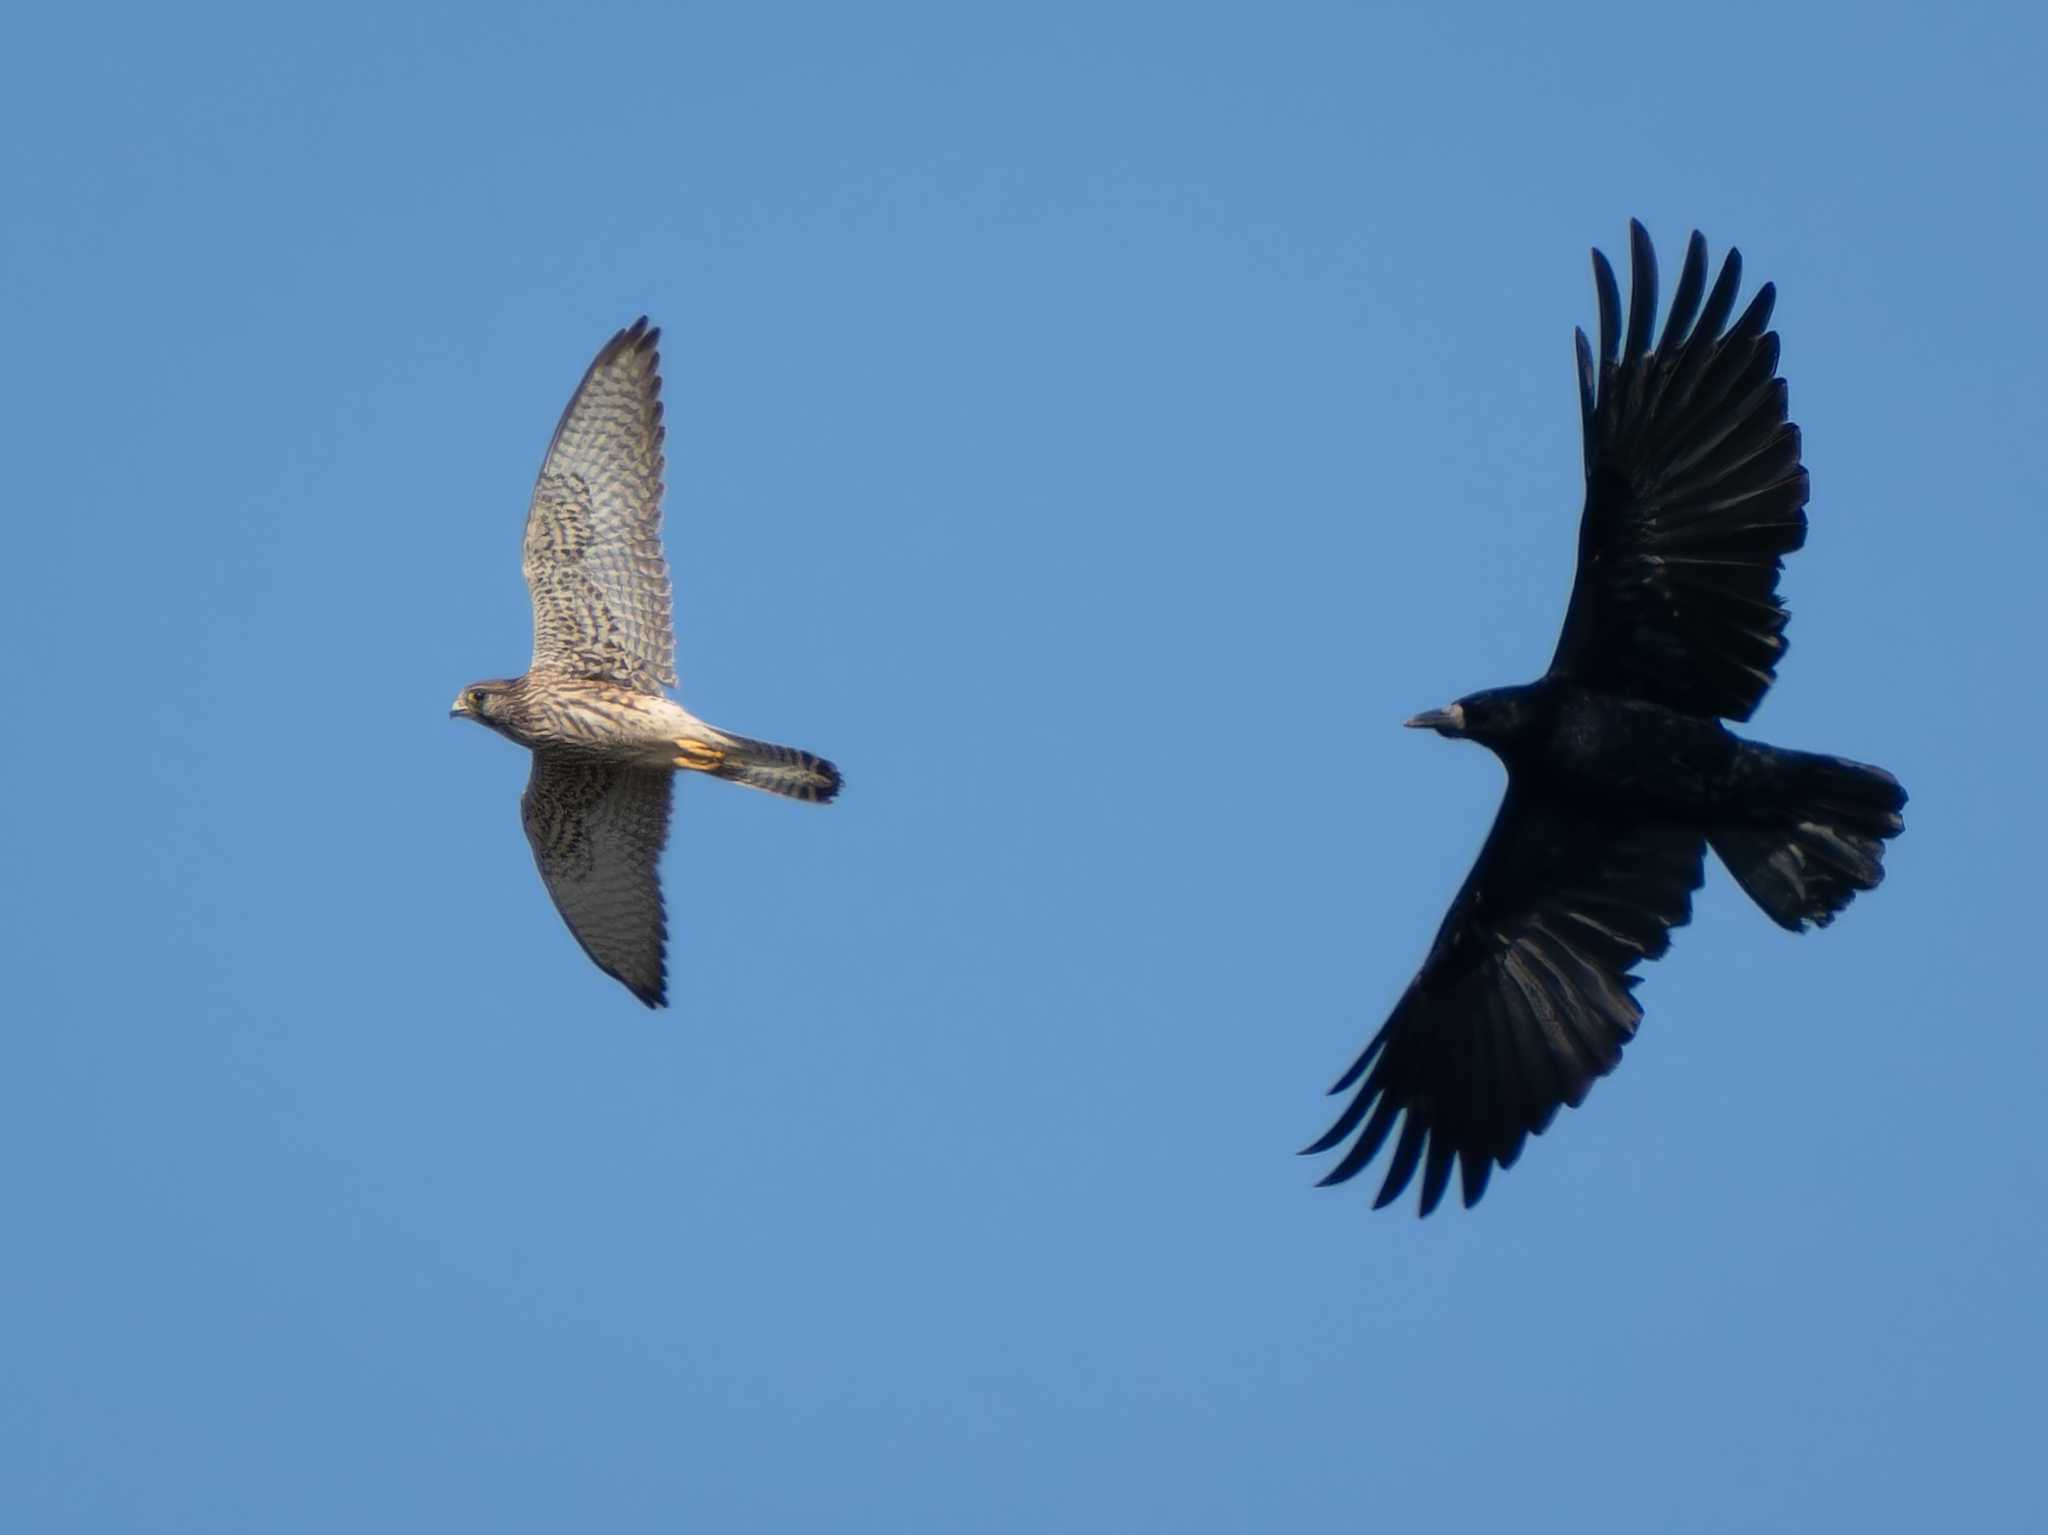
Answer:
1549;221;1808;722
1307;786;1705;1213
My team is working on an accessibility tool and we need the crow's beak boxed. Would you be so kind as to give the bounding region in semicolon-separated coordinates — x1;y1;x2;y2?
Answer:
1404;704;1465;734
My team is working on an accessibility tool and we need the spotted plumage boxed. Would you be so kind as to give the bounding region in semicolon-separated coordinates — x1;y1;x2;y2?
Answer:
452;319;840;1007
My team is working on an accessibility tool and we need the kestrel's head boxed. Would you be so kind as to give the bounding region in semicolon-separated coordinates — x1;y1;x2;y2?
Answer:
449;679;517;729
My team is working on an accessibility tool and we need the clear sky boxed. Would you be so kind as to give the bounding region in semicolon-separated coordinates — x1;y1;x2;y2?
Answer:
3;3;2042;1530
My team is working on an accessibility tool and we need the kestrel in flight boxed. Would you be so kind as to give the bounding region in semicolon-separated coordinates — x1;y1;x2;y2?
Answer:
451;318;840;1007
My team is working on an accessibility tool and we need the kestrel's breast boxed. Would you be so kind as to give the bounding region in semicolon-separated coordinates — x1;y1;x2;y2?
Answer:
510;676;692;757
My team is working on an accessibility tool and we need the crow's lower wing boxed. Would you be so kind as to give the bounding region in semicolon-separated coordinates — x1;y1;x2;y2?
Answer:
1308;785;1705;1213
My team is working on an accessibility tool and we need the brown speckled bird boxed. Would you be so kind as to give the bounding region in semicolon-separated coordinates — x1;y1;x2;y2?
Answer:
451;319;840;1007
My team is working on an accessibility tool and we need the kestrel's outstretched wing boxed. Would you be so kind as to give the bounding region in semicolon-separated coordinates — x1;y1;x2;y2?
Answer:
521;753;673;1008
1548;222;1809;722
523;318;677;695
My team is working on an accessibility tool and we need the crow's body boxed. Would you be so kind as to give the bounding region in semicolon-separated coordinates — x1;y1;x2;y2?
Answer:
1470;684;1844;828
1487;685;1740;811
1309;223;1906;1214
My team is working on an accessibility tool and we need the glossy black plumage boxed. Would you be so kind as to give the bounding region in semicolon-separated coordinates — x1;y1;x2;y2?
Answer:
1309;222;1907;1214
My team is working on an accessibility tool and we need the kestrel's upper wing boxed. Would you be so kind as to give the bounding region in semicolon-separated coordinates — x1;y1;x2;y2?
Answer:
521;752;673;1007
523;318;677;694
1305;786;1705;1214
1548;222;1809;722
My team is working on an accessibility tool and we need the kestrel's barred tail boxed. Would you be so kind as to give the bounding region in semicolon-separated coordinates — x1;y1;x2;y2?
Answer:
701;733;843;804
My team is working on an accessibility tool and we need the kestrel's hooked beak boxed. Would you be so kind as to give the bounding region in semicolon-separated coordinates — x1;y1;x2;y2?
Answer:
449;690;474;719
1404;703;1466;736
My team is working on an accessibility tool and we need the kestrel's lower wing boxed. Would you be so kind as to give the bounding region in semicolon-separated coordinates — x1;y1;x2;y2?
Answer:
520;753;674;1007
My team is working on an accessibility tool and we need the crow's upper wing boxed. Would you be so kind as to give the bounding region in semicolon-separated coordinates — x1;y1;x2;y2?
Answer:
1548;222;1808;722
1307;785;1705;1214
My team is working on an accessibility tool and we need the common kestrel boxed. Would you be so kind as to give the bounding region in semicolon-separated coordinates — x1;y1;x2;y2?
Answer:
451;319;840;1007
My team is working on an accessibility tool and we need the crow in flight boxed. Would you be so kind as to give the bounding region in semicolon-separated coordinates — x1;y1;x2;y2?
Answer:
1305;221;1906;1214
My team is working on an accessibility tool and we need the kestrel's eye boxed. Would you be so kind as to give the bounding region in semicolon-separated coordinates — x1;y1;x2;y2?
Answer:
469;689;487;709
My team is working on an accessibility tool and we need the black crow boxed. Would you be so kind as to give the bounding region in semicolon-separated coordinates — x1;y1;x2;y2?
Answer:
1306;221;1906;1215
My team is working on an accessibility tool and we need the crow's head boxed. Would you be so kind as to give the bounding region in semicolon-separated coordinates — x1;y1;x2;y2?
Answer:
1404;686;1538;749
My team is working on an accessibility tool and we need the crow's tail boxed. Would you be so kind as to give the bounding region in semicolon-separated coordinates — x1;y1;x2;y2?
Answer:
1709;749;1905;931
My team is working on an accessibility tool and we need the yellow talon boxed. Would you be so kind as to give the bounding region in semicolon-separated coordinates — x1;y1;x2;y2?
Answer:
672;740;727;770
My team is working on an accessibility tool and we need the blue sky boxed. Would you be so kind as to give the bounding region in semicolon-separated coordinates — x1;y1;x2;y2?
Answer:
3;3;2043;1529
